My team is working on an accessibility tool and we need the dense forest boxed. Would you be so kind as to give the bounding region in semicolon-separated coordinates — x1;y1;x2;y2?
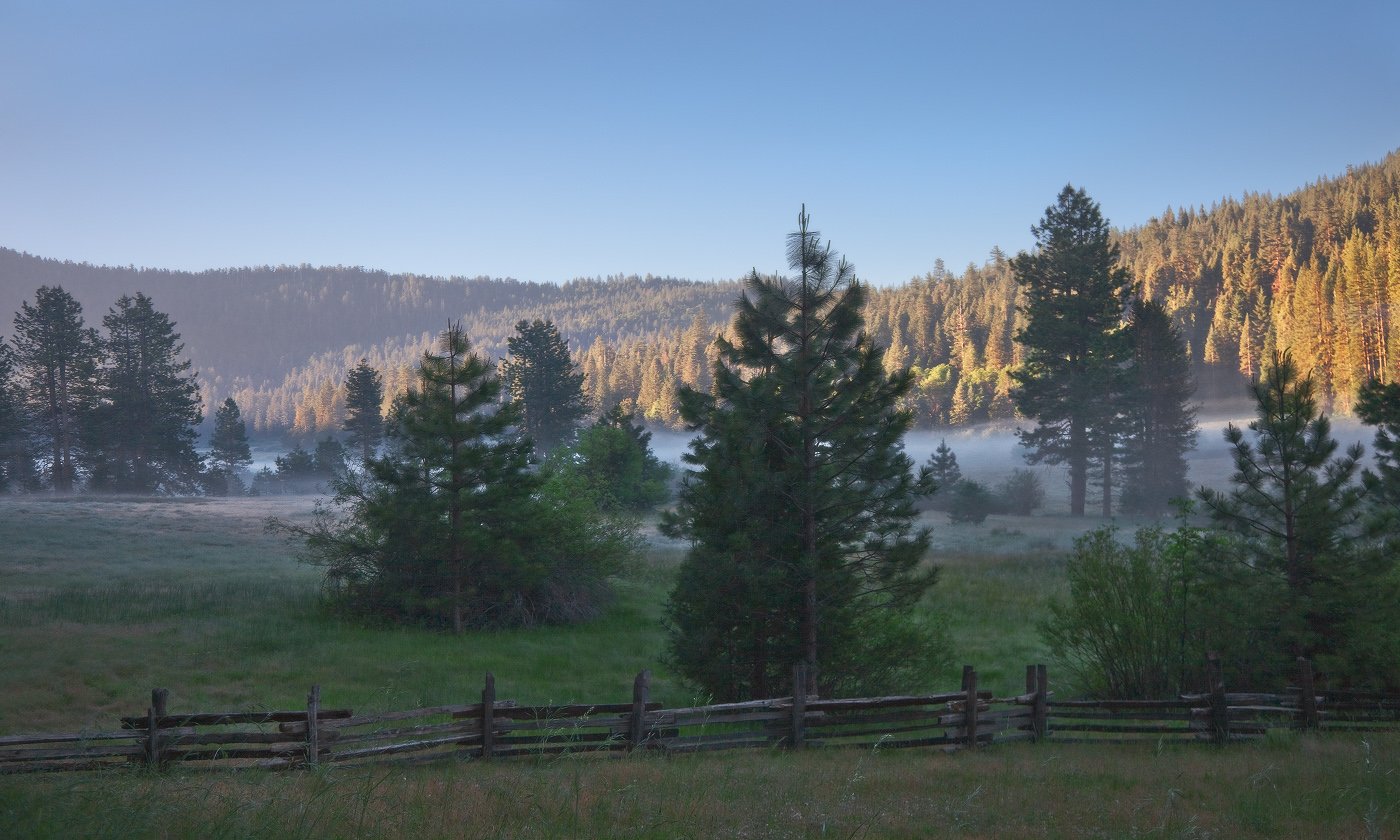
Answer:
3;149;1397;436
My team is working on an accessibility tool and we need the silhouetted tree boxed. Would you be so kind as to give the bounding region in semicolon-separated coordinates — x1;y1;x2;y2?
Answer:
1120;299;1197;515
664;209;938;698
343;359;384;463
1011;187;1133;516
501;319;588;452
12;286;100;492
0;341;37;492
87;294;203;494
207;397;253;494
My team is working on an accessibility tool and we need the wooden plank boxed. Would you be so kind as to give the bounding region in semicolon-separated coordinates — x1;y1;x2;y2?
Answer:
0;744;146;761
0;758;136;774
165;745;310;761
495;732;619;746
0;730;170;746
328;719;480;743
283;703;513;732
162;732;321;747
121;710;351;728
491;743;631;759
1049;723;1194;734
665;710;789;727
804;692;974;712
481;673;495;760
329;732;483;762
1048;710;1194;722
629;670;651;752
1048;699;1195;709
305;685;320;768
477;702;663;720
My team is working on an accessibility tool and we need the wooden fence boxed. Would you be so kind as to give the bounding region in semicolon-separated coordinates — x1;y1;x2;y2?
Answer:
4;658;1399;774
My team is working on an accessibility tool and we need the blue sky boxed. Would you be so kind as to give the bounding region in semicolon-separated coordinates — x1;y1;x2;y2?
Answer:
2;0;1398;286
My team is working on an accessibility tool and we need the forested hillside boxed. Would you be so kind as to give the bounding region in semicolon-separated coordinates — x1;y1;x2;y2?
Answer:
3;149;1397;435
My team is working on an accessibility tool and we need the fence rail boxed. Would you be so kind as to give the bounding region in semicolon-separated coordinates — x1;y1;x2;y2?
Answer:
5;658;1400;774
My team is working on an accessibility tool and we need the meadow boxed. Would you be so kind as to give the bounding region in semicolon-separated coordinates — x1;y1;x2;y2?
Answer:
1;494;1397;838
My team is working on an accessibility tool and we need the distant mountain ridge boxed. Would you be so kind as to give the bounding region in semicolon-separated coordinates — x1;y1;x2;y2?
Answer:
3;147;1397;436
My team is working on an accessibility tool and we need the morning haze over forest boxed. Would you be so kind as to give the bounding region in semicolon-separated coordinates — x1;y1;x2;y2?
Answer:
3;149;1399;440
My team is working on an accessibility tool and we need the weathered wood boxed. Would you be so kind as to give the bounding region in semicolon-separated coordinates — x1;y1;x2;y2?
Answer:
1050;723;1194;734
962;666;979;751
145;704;159;769
1048;699;1195;709
330;732;485;762
122;710;351;729
665;709;789;727
305;685;321;767
484;702;663;720
163;732;325;747
480;673;495;760
284;703;508;732
803;692;972;712
0;730;166;746
0;758;138;774
1206;652;1229;746
1297;658;1320;730
166;745;311;761
628;669;651;751
790;663;807;750
492;743;631;759
1034;663;1049;741
496;732;619;747
0;744;146;761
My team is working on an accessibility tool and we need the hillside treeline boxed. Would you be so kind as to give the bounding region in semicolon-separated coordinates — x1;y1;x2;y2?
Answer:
3;149;1397;435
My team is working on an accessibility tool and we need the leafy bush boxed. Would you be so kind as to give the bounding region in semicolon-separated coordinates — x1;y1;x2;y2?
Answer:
996;469;1044;516
947;479;995;524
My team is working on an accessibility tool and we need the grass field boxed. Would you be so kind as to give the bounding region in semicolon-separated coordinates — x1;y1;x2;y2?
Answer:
1;496;1396;838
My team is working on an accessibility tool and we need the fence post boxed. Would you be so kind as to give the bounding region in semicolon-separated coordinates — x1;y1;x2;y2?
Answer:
481;672;495;760
1297;657;1320;731
962;665;979;750
1032;664;1049;741
305;684;321;767
628;669;651;751
1206;652;1229;746
790;662;807;750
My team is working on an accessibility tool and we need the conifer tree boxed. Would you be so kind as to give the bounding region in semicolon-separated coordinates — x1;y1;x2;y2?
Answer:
208;397;253;494
11;286;100;492
86;293;203;494
1198;351;1369;671
286;325;630;633
1120;299;1198;514
1011;187;1134;516
0;340;37;492
343;359;384;463
664;209;937;698
1356;378;1400;537
501;319;588;452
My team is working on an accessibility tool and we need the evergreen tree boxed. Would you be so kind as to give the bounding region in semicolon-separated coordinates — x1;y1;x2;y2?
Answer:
663;209;938;698
923;438;961;511
501;319;588;452
207;397;253;495
566;403;672;511
86;293;203;494
286;325;630;633
1120;299;1198;515
11;286;100;492
1011;187;1134;516
343;358;385;463
1356;378;1400;537
0;340;37;492
1198;351;1372;674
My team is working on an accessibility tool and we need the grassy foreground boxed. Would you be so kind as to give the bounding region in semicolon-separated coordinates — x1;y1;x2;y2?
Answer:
3;735;1397;838
3;497;1396;837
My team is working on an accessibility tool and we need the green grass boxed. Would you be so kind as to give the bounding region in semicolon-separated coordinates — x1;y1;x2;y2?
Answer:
2;497;1395;838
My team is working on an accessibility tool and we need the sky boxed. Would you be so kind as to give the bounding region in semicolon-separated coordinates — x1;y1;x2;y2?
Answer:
2;0;1398;287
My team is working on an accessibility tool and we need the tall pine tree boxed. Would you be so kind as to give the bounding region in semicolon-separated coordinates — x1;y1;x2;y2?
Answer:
663;208;938;698
1011;187;1134;516
87;293;203;494
343;358;385;463
1119;299;1198;514
208;396;254;494
501;319;588;452
11;286;99;492
0;340;37;492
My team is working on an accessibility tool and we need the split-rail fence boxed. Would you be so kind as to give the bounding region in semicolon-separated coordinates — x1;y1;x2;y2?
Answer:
4;658;1399;774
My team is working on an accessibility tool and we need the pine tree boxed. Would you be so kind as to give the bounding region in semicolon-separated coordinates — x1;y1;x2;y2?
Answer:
286;325;630;633
1119;299;1198;515
11;286;100;492
501;319;588;452
208;397;253;494
1356;378;1400;537
343;358;385;463
1011;187;1134;516
86;293;203;494
568;403;672;511
663;208;937;698
0;340;37;492
1198;351;1368;671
